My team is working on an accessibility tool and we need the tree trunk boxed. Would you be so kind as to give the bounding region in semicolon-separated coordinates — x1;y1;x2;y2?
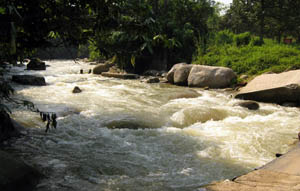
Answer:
277;32;281;43
259;0;265;42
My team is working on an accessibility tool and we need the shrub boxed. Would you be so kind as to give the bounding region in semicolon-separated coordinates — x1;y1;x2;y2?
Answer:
250;37;264;46
214;30;234;45
234;32;251;46
193;35;300;77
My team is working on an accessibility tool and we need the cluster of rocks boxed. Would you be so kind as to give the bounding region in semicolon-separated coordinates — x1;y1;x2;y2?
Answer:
166;63;237;88
92;61;167;83
10;58;47;86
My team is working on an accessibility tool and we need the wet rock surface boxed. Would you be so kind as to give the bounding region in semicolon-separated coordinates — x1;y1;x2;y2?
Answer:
0;150;43;191
27;58;46;70
12;75;46;86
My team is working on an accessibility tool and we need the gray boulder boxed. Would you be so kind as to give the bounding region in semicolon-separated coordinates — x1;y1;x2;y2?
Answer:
0;151;43;191
174;64;193;85
166;63;236;88
235;70;300;104
27;58;46;70
166;63;188;84
12;75;46;86
93;63;114;74
188;65;236;88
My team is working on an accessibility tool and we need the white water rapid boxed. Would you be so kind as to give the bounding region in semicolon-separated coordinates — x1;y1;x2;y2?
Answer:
4;60;300;191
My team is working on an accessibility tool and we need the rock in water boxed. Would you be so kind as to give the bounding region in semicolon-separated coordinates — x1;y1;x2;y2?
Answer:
72;86;82;93
166;63;236;88
146;77;160;83
101;72;139;79
235;70;300;104
234;101;260;110
92;62;114;74
27;58;46;70
12;75;46;86
0;151;43;191
188;65;236;88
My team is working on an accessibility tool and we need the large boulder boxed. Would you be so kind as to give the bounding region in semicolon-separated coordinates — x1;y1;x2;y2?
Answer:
12;75;46;86
166;63;236;88
235;70;300;104
93;62;114;74
27;58;46;70
166;63;188;84
188;65;236;88
0;151;43;191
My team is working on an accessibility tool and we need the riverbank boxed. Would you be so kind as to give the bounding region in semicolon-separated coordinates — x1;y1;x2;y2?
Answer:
203;142;300;191
3;60;300;190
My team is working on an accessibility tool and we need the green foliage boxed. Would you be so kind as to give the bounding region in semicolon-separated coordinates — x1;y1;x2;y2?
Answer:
214;30;234;45
234;32;251;46
88;42;105;61
194;32;300;76
250;36;264;46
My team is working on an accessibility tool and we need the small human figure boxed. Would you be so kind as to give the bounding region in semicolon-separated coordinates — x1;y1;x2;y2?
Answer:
45;121;50;132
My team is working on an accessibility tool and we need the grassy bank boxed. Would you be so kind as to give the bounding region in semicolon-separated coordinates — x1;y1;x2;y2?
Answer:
193;31;300;79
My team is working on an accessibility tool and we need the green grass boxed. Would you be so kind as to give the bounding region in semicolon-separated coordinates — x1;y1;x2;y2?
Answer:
193;31;300;78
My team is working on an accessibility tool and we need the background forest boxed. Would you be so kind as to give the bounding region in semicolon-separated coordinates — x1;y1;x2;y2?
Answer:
1;0;300;75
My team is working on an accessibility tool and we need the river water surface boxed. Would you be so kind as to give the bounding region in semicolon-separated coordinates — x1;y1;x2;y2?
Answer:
4;60;300;191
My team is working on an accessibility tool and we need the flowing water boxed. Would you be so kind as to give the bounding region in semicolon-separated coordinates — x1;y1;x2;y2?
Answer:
4;60;300;191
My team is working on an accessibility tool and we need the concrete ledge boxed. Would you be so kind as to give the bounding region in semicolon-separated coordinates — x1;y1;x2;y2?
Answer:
202;144;300;191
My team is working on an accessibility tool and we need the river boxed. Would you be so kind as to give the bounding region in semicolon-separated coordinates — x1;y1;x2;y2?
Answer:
4;60;300;191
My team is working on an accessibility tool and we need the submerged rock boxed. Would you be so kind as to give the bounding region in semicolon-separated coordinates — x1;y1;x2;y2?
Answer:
105;120;152;130
12;75;46;86
168;89;201;100
101;72;139;79
146;77;160;83
0;151;43;191
235;70;300;105
166;63;236;88
234;101;260;110
27;58;46;70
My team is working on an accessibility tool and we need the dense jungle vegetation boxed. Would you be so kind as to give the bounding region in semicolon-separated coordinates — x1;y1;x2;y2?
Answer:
1;0;300;74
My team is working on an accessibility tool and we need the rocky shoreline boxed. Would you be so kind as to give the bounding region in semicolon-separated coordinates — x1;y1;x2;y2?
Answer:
0;115;44;191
